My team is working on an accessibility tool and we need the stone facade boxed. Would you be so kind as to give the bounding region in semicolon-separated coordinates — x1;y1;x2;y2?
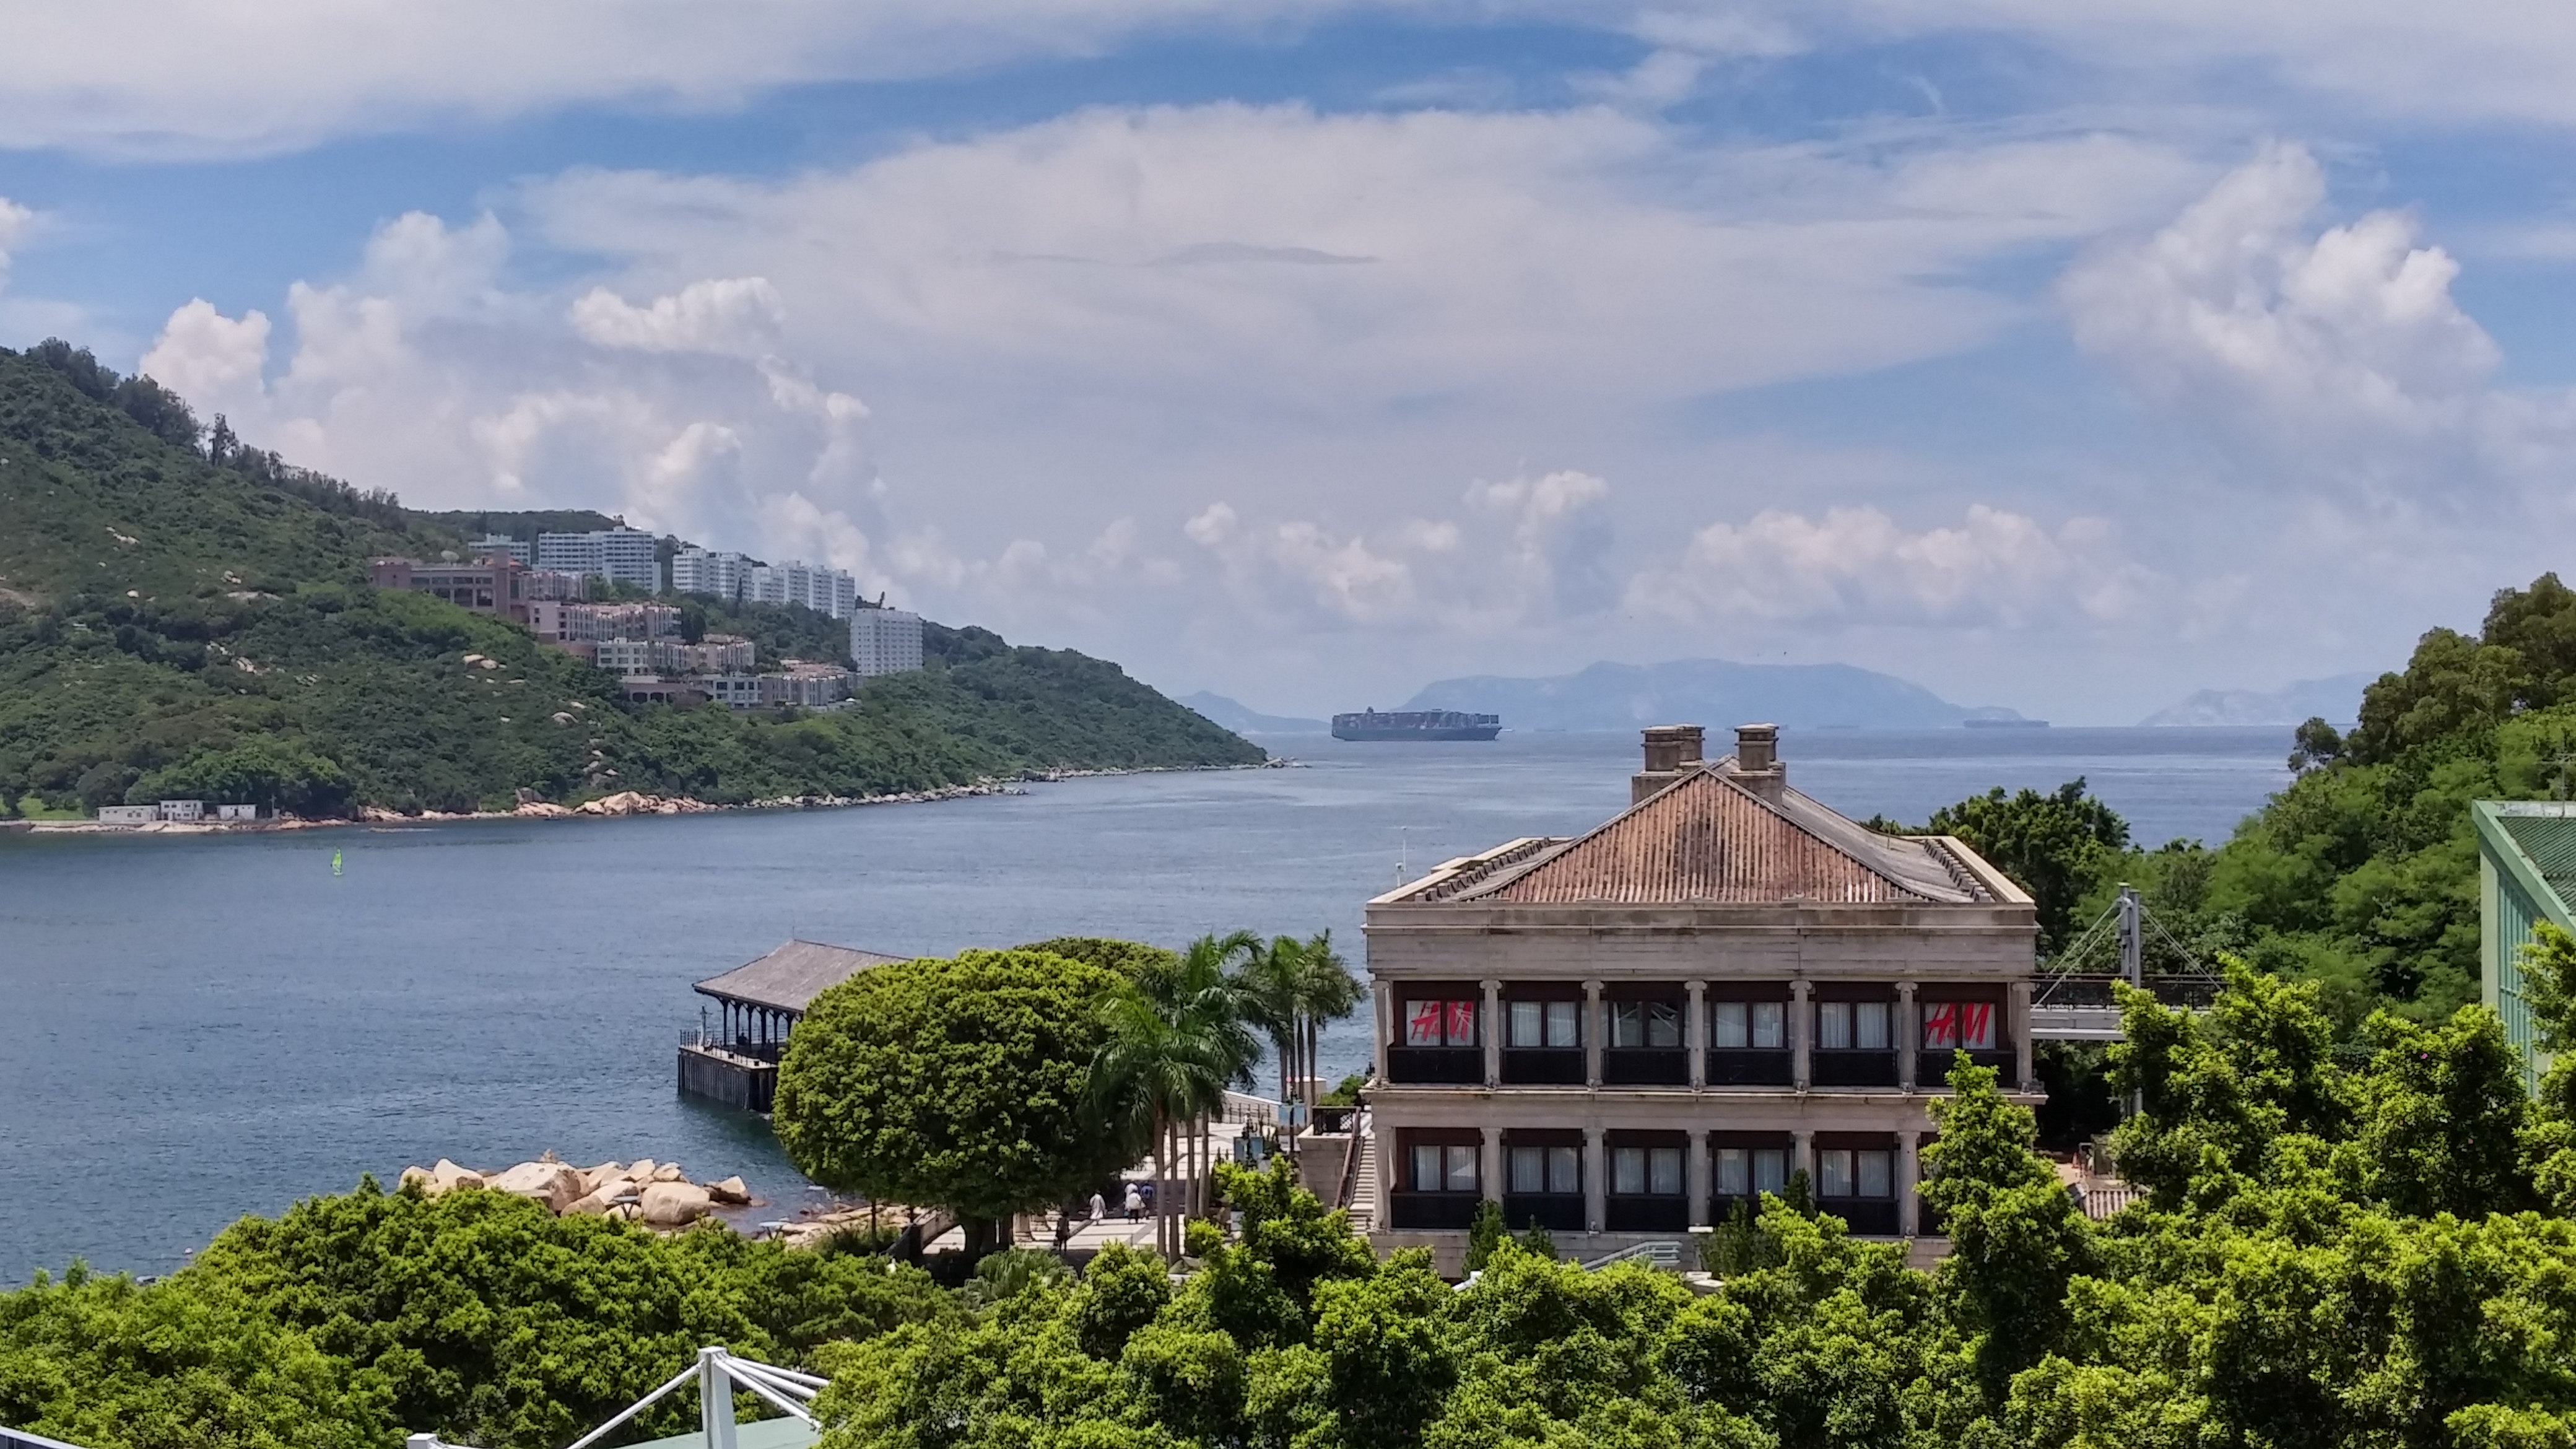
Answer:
1362;724;2040;1274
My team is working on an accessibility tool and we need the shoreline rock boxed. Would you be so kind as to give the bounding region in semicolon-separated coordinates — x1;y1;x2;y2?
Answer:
11;758;1280;837
395;1155;768;1232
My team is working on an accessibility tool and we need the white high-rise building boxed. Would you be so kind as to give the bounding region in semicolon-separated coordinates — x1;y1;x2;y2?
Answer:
744;560;859;618
671;547;753;602
536;528;663;593
850;607;924;677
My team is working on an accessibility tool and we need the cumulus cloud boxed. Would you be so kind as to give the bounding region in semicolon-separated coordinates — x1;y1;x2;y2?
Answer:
1185;469;1616;632
137;299;272;417
2060;142;2576;503
1625;503;2152;629
136;210;892;594
570;277;786;355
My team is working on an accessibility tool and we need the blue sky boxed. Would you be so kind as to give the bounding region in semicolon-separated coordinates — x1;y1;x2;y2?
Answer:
4;1;2575;722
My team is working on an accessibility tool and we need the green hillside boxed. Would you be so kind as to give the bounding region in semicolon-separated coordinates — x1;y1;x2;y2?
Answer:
0;341;1262;817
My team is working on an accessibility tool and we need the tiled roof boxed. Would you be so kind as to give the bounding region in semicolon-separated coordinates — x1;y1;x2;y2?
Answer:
693;939;912;1014
1403;765;1992;907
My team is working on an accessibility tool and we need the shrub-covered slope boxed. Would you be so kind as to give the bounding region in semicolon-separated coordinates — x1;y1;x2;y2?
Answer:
0;341;1260;816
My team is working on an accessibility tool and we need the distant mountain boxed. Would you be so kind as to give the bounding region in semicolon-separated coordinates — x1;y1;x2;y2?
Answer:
1396;659;2025;731
1180;692;1328;734
2139;672;2372;728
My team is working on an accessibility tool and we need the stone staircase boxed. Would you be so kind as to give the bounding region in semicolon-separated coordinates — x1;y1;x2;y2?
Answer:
1341;1112;1377;1232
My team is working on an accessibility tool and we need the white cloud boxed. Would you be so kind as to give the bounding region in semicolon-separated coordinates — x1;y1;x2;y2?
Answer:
1801;0;2576;128
1625;503;2153;629
570;277;786;355
1185;469;1617;633
2060;142;2576;503
520;105;2204;420
136;299;272;418
0;0;1383;157
0;196;37;299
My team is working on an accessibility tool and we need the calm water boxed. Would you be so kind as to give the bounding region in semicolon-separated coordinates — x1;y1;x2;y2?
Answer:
0;726;2289;1279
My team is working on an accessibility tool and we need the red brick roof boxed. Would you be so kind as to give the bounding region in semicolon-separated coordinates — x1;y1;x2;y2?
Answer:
1409;765;1991;907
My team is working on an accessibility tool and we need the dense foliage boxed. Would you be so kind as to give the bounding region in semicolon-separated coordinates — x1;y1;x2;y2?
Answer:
0;1181;952;1449
1867;575;2576;1037
775;949;1135;1250
0;341;1260;817
801;964;2576;1449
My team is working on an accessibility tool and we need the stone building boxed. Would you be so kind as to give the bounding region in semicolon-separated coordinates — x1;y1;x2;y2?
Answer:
1362;723;2040;1271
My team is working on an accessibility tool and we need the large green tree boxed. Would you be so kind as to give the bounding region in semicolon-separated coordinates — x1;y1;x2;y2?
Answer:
775;948;1131;1258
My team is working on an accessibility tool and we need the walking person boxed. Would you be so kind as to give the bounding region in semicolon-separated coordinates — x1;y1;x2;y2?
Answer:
1089;1190;1107;1224
1124;1183;1143;1222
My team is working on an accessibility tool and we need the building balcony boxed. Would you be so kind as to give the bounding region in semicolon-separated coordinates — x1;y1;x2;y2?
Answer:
1705;1049;1795;1086
1810;1050;1899;1088
1604;1196;1689;1232
1601;1048;1689;1087
1386;1046;1484;1086
1823;1198;1900;1237
1500;1048;1586;1086
1502;1193;1586;1233
1388;1191;1484;1230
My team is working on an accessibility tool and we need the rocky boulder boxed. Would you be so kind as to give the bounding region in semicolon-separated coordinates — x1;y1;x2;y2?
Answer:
428;1159;485;1196
639;1182;712;1227
707;1176;752;1206
489;1160;585;1213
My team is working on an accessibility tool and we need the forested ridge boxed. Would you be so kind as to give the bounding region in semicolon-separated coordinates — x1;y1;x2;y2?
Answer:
0;339;1260;817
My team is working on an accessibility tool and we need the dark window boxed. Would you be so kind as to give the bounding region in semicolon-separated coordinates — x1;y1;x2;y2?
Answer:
1609;1000;1682;1048
1711;999;1787;1049
1506;999;1580;1048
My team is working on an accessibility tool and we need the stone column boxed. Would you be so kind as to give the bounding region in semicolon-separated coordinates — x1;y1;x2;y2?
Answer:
1686;978;1707;1089
1481;979;1503;1088
1792;1129;1814;1186
1896;981;1918;1093
1897;1130;1922;1237
1372;1116;1393;1232
1585;980;1605;1089
2010;980;2035;1090
1791;979;1812;1090
1584;1126;1607;1235
1687;1127;1710;1229
1481;1126;1503;1204
1372;981;1392;1080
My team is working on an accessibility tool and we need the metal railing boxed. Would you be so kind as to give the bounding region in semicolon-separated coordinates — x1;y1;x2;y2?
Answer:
402;1347;824;1449
1221;1090;1281;1126
1578;1240;1684;1270
1338;1107;1370;1213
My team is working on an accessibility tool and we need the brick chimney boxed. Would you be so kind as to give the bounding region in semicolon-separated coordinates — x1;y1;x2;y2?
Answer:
1734;723;1784;802
1632;724;1706;804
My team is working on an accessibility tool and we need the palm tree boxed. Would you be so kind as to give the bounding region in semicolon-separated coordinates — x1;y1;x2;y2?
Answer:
1238;936;1308;1133
1092;931;1262;1258
1289;931;1365;1126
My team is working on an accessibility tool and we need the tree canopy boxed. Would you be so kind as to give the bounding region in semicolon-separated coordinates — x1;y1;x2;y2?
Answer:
774;949;1133;1243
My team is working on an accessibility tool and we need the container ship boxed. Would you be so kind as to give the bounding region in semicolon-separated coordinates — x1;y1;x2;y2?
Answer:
1331;709;1502;742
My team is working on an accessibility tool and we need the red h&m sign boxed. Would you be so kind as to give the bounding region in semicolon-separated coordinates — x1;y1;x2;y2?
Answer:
1922;1001;1995;1051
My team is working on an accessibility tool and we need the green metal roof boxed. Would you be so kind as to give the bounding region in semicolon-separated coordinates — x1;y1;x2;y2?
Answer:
623;1419;817;1449
2478;801;2576;922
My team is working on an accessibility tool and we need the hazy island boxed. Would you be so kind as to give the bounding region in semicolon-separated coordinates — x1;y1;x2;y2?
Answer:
0;340;1264;822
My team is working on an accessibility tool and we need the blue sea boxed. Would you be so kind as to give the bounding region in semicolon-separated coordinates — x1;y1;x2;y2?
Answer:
0;725;2290;1279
